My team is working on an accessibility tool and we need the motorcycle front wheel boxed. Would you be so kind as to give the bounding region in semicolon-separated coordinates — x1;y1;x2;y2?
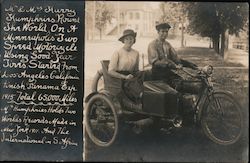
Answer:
201;91;243;145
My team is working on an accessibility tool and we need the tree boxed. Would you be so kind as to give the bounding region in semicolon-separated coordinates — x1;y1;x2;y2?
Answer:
160;2;187;47
185;2;249;57
85;1;95;40
95;2;113;40
216;3;249;56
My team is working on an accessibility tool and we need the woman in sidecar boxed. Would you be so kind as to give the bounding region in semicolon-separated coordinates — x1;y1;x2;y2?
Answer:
85;29;146;146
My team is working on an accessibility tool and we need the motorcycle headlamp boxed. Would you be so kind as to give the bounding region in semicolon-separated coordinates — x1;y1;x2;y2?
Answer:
202;65;213;76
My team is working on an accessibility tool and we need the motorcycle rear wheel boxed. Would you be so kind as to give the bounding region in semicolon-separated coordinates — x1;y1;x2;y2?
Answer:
201;91;243;145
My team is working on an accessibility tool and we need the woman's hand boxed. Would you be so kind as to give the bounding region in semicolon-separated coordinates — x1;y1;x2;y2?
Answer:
125;74;134;80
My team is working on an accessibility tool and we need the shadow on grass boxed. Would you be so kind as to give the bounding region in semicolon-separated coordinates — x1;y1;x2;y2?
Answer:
177;47;246;67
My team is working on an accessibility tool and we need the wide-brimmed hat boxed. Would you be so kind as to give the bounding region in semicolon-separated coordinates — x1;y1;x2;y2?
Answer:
118;29;137;42
156;23;171;31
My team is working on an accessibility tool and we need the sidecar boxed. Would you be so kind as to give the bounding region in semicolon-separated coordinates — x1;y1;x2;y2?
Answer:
85;60;189;147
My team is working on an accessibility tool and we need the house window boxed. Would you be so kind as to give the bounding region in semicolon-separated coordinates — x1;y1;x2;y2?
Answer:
136;12;140;19
120;13;124;19
129;12;133;19
135;24;139;30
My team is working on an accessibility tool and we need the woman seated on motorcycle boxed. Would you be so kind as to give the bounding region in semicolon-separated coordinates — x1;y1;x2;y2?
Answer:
108;29;143;104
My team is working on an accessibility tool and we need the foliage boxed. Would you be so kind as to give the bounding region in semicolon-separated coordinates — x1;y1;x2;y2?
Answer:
185;2;249;55
185;3;220;38
215;3;249;35
85;1;94;22
185;2;248;36
95;1;114;39
160;2;188;44
159;2;185;23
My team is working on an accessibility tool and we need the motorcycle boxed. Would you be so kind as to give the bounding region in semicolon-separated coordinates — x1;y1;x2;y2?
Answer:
84;60;243;147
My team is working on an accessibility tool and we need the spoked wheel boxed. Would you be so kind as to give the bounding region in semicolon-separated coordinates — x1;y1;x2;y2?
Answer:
201;91;243;145
85;94;119;147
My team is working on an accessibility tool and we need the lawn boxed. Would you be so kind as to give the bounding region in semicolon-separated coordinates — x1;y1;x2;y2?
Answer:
177;47;249;121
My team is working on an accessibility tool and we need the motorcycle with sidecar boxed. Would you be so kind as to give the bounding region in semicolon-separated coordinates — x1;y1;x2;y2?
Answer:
84;60;243;147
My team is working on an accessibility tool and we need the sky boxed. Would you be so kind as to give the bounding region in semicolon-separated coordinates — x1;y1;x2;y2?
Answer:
149;2;160;9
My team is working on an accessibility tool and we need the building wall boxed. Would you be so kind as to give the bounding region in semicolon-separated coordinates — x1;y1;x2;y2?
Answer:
119;9;156;37
86;1;159;38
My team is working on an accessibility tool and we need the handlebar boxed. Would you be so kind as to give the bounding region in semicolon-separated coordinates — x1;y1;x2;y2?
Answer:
175;67;209;80
180;68;199;78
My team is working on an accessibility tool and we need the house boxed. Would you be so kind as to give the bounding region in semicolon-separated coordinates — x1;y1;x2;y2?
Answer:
230;30;249;51
106;2;159;37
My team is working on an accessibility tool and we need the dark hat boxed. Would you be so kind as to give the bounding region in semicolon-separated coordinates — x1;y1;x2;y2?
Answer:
118;29;137;42
155;23;171;31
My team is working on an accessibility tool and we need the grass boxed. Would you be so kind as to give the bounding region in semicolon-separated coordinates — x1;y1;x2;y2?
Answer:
177;47;248;111
177;47;245;67
213;69;249;110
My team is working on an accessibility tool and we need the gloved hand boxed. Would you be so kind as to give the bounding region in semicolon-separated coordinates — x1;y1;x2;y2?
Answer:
125;74;134;80
167;62;177;69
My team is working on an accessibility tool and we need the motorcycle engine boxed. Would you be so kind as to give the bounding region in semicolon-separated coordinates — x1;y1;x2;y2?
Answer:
182;94;197;111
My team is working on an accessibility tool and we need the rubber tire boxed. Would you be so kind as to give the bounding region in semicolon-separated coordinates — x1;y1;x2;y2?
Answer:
85;94;119;147
201;91;243;145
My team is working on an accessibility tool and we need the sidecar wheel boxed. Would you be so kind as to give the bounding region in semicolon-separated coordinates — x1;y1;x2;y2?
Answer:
85;94;119;147
201;92;243;145
91;70;104;92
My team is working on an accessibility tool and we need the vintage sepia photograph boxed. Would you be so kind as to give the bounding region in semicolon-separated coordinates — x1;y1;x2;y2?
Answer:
0;0;84;161
84;1;249;162
0;0;248;162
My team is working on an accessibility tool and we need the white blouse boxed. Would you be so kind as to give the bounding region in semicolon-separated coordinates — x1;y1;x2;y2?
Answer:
109;48;139;72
